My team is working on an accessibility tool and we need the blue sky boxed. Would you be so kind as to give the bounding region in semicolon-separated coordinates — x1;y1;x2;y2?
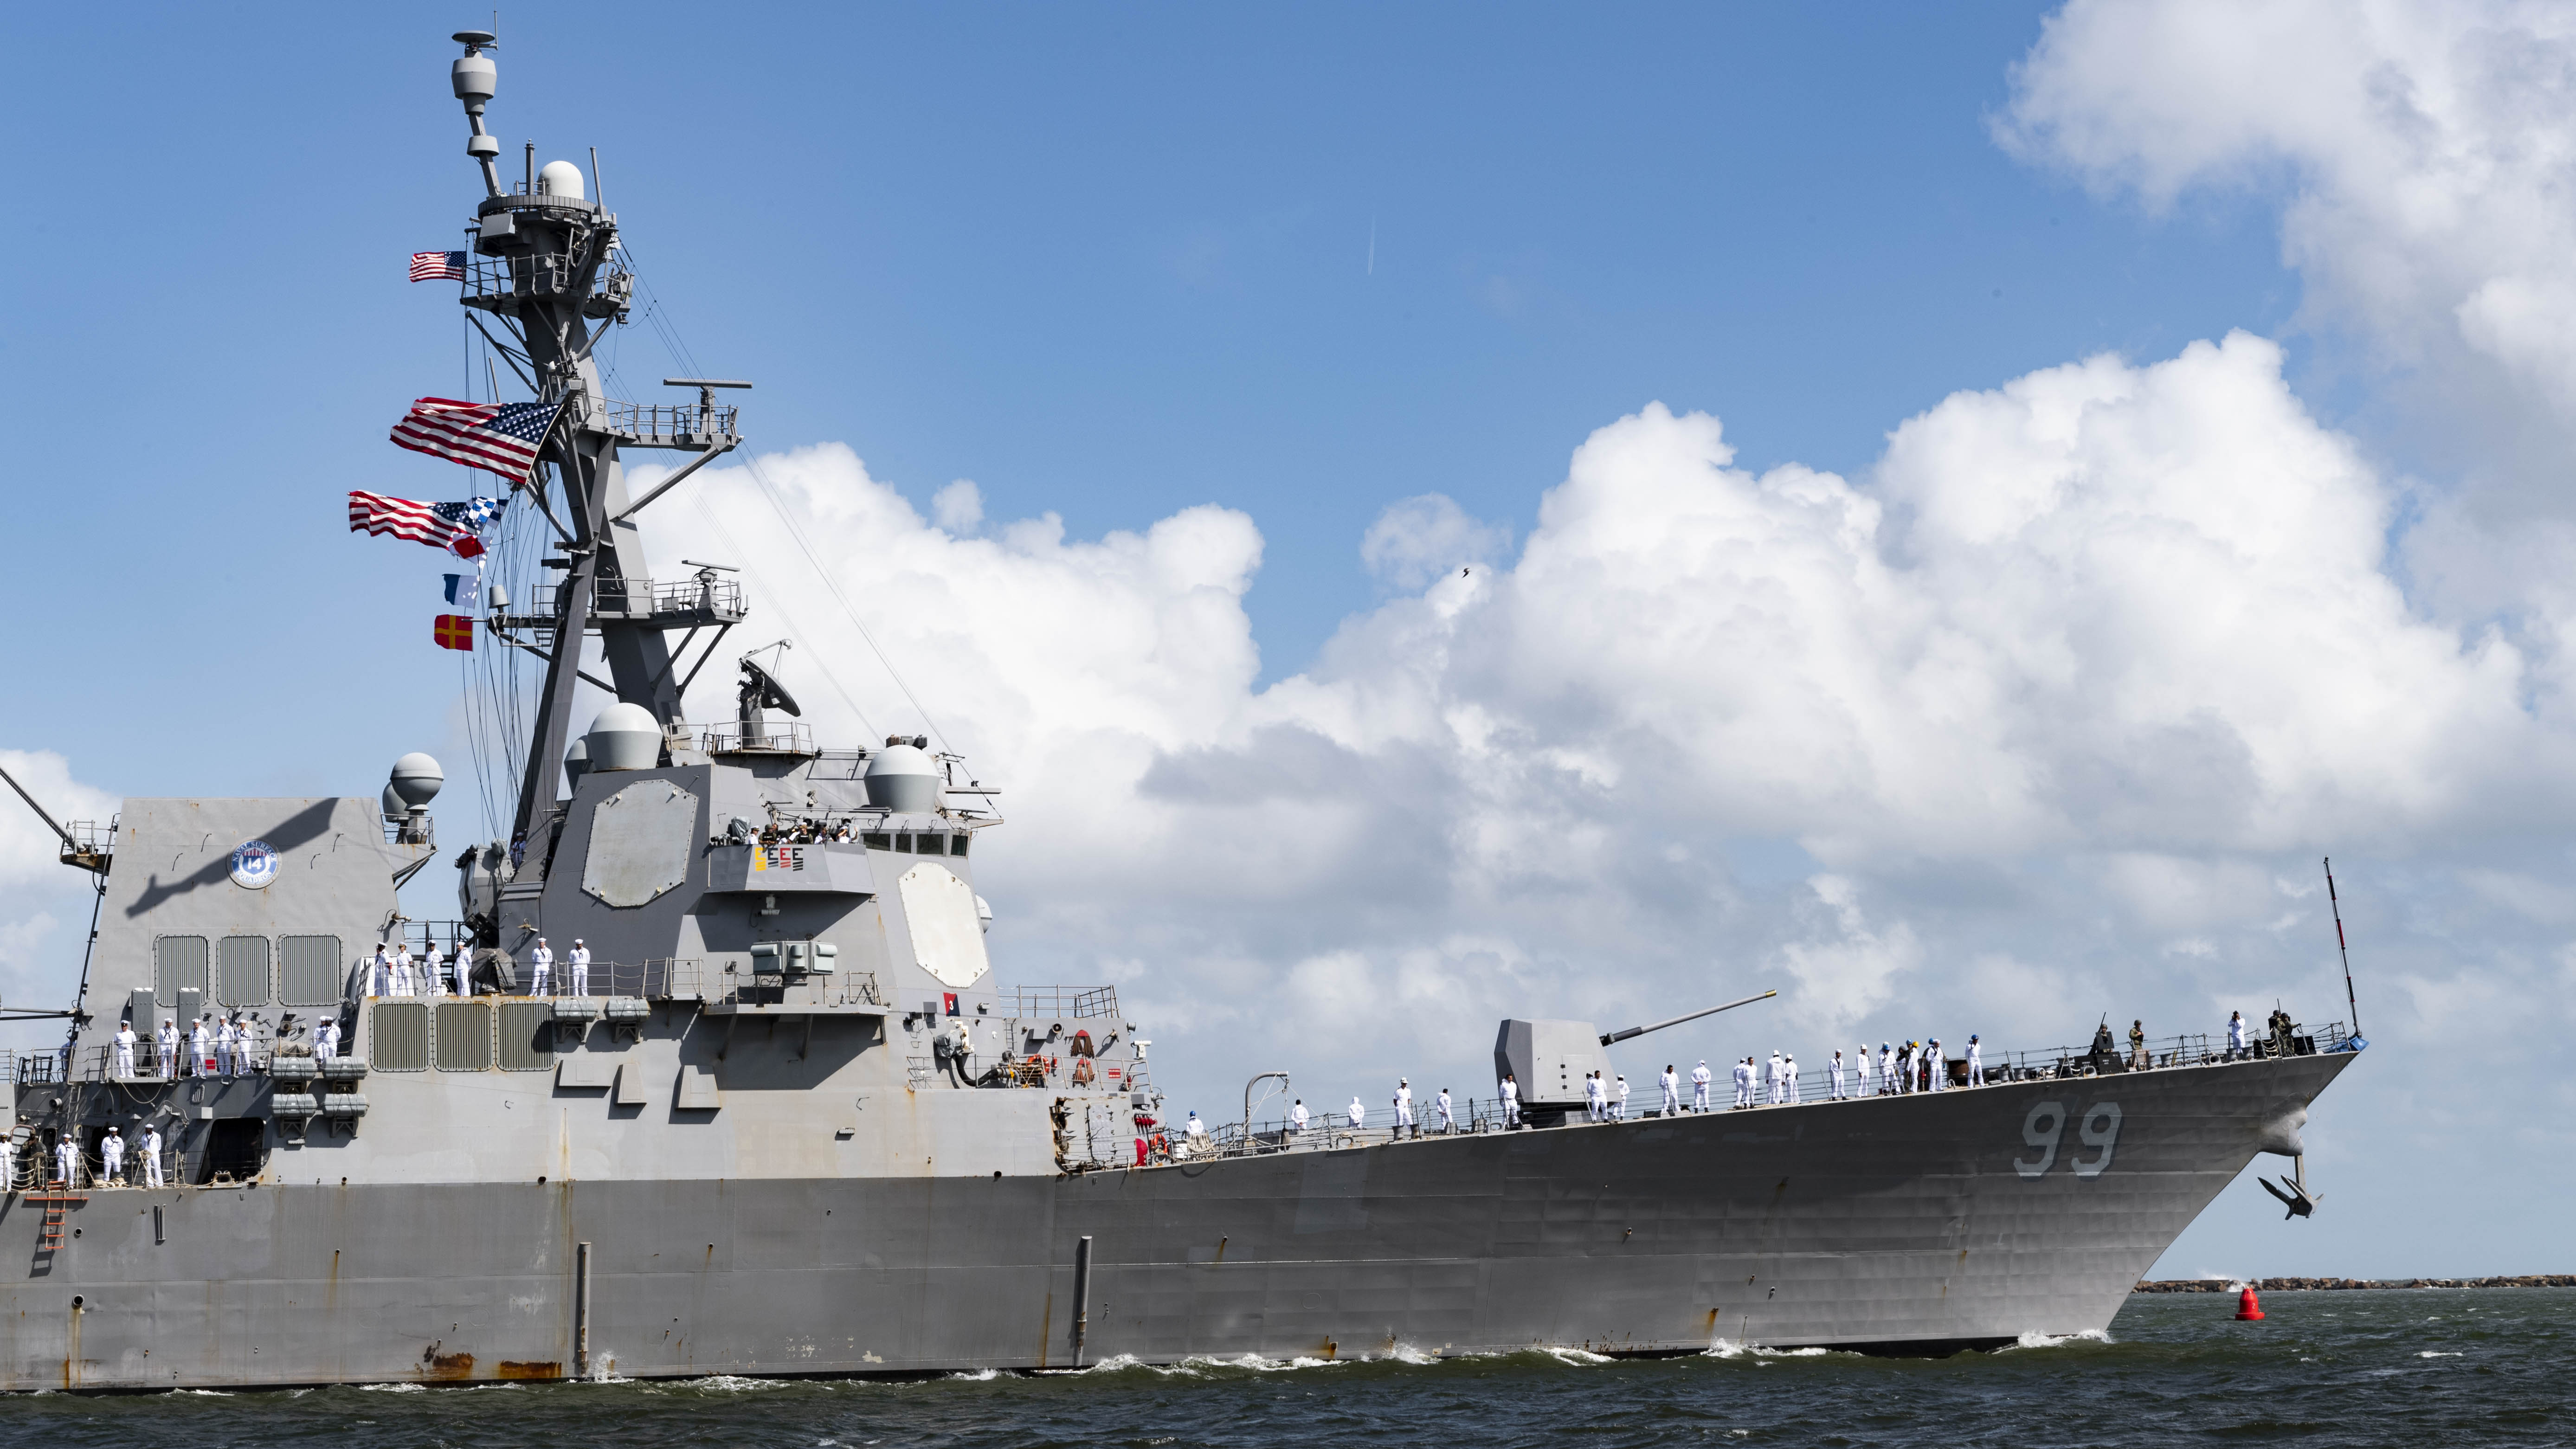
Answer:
6;0;2297;780
13;3;2576;1281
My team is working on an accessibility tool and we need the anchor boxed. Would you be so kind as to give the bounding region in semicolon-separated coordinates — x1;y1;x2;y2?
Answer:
2256;1155;2321;1220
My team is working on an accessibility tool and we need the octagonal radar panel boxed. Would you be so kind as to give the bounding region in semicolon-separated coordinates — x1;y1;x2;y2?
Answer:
582;779;699;909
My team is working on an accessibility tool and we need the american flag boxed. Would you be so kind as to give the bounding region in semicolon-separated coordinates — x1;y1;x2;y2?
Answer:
348;491;489;559
389;396;560;480
410;250;466;282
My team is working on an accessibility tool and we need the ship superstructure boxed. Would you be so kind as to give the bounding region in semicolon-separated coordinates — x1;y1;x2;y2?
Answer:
0;32;2362;1388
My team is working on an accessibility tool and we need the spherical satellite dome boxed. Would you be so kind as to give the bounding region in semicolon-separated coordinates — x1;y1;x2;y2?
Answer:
537;160;586;200
585;702;661;772
563;734;592;786
380;783;406;821
389;752;444;808
864;742;940;813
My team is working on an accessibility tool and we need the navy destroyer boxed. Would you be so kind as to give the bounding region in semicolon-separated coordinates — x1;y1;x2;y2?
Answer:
0;32;2363;1388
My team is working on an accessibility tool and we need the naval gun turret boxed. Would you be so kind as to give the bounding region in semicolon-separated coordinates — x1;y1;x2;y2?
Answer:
1494;989;1776;1125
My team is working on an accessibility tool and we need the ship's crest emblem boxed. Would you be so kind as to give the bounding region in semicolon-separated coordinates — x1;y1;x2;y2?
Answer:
229;840;280;889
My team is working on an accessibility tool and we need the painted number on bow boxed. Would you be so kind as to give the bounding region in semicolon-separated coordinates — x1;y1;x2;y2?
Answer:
2017;1100;2121;1179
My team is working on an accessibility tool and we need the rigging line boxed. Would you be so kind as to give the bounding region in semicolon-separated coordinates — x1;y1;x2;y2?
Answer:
683;488;878;740
738;450;953;750
468;315;537;390
623;267;946;748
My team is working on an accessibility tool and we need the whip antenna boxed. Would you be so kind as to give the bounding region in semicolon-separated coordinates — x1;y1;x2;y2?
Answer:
2324;857;2360;1038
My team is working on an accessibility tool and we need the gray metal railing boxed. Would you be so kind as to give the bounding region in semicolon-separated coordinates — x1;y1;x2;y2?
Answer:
713;966;880;1009
605;399;738;448
699;721;815;754
997;985;1121;1021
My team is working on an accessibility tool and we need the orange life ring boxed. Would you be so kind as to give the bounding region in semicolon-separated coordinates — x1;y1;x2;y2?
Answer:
1071;1057;1096;1086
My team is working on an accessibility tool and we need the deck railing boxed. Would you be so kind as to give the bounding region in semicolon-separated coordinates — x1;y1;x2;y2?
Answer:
996;985;1122;1021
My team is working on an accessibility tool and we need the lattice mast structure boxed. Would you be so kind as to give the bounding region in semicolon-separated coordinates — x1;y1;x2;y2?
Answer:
445;30;750;864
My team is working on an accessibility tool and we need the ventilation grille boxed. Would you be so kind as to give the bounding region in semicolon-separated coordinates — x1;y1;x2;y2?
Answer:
497;1001;555;1071
372;1002;430;1071
436;1001;492;1071
154;936;209;1006
278;935;343;1007
218;936;270;1006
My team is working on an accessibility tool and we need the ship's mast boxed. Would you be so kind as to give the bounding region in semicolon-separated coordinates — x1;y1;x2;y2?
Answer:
443;31;749;867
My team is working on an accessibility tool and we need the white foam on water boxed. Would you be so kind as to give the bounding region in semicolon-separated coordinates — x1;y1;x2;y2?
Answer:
1996;1329;2113;1352
680;1375;784;1392
1541;1346;1613;1365
355;1383;424;1393
168;1388;237;1396
1703;1339;1840;1360
2418;1351;2462;1358
944;1368;1001;1382
1179;1352;1347;1372
1383;1343;1442;1365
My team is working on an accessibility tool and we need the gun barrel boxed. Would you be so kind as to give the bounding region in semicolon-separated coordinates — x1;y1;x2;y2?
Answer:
1599;990;1777;1045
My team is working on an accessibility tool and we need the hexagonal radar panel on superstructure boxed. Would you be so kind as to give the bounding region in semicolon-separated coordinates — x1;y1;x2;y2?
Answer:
582;780;700;908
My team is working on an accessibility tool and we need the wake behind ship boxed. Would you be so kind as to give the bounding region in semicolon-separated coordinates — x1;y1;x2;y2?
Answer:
0;31;2363;1389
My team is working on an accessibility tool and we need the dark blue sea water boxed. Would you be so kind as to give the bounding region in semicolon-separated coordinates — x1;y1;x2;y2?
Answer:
3;1288;2565;1446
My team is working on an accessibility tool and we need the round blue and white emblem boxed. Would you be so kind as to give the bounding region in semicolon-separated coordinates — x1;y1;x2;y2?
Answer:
229;840;279;890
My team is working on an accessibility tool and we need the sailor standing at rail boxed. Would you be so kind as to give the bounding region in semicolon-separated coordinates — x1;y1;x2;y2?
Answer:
141;1124;163;1188
100;1125;124;1185
1395;1078;1416;1138
2227;1010;2247;1061
1614;1074;1631;1121
157;1018;177;1079
1290;1099;1308;1134
1828;1049;1846;1099
1965;1035;1983;1087
424;941;447;998
1691;1059;1712;1112
528;937;553;997
1731;1057;1752;1108
1783;1054;1800;1104
1769;1051;1787;1104
55;1133;77;1188
1348;1095;1367;1131
1501;1073;1521;1128
114;1019;137;1079
1583;1070;1606;1121
569;939;591;997
187;1016;208;1078
316;1016;339;1063
1661;1064;1681;1115
219;1015;242;1077
1436;1087;1455;1133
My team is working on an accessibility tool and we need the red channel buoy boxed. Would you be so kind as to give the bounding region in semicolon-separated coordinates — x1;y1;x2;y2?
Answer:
2235;1285;2265;1320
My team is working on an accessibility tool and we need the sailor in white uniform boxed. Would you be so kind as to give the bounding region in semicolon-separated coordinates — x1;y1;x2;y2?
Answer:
1395;1078;1416;1137
55;1134;77;1188
1290;1099;1309;1134
1828;1049;1847;1100
1435;1087;1455;1133
1965;1035;1983;1087
1732;1057;1752;1108
141;1125;164;1188
2227;1010;2248;1061
0;1134;12;1193
1768;1051;1786;1104
100;1126;124;1185
425;942;447;998
1783;1054;1800;1104
1928;1039;1946;1091
1347;1095;1367;1130
1660;1065;1681;1115
569;939;592;997
1582;1071;1604;1122
528;938;553;997
114;1021;137;1079
1691;1059;1713;1112
188;1016;210;1078
1184;1111;1209;1154
1614;1074;1631;1121
366;944;389;998
316;1017;339;1063
216;1015;240;1077
1501;1074;1521;1128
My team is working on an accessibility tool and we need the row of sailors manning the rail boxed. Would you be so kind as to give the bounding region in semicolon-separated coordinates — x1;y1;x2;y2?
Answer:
102;1012;339;1077
1;1124;168;1191
357;937;593;998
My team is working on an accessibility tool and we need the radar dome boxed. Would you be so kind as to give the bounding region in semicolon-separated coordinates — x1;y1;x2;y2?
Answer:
586;702;661;772
380;783;405;821
564;735;591;788
538;160;586;200
389;753;444;808
864;742;940;813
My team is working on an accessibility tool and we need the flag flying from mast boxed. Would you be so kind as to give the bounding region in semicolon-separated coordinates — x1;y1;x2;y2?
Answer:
389;396;561;480
410;250;466;282
433;614;475;651
348;490;490;559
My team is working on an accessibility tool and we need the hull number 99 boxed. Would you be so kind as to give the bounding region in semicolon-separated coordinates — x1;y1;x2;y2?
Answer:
2016;1100;2122;1179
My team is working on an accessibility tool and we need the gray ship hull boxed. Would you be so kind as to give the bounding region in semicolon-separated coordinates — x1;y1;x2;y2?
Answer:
0;1051;2351;1388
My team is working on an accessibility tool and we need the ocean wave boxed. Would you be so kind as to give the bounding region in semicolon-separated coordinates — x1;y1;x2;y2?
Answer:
1703;1339;1840;1359
355;1383;424;1393
1541;1346;1613;1365
945;1367;1002;1381
1177;1352;1348;1372
2418;1351;2462;1359
678;1374;789;1392
1996;1329;2113;1352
